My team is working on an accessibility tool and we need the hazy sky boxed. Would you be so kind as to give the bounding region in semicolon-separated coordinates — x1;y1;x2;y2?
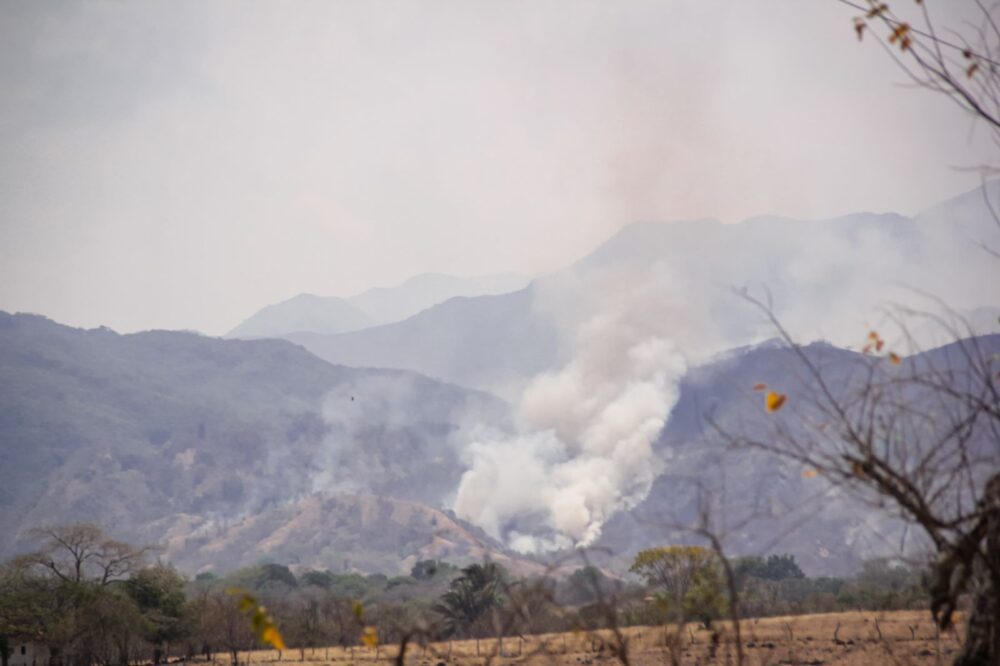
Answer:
1;0;994;335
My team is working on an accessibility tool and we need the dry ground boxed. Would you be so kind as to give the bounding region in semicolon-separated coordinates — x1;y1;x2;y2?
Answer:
226;610;965;665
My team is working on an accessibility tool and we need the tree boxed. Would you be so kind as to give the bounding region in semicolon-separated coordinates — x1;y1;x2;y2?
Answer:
433;562;504;637
846;0;1000;149
124;565;189;662
705;4;1000;661
17;524;151;587
559;566;616;606
733;554;805;583
411;559;454;581
0;525;197;666
629;546;728;626
200;591;255;666
727;293;999;665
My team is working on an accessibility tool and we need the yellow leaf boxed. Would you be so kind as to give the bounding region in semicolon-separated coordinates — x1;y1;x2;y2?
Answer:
802;469;819;478
889;23;910;47
888;352;902;365
361;626;379;648
766;391;787;413
262;626;286;650
866;3;887;18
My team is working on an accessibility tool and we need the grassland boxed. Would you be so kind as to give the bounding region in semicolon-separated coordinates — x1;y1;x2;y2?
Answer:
227;610;963;665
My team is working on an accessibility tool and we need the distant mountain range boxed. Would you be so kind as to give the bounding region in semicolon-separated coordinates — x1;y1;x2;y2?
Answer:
273;183;1000;399
2;183;997;578
227;272;529;339
3;310;995;576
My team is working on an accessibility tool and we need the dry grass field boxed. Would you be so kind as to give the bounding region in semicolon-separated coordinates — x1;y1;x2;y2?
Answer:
226;610;965;665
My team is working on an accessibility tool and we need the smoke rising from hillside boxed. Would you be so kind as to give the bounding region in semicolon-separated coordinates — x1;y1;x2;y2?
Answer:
449;181;1000;551
453;270;717;550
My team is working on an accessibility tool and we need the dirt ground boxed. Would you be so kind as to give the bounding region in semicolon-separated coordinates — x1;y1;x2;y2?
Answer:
231;610;965;665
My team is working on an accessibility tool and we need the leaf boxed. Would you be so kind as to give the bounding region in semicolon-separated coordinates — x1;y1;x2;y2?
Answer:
802;469;820;478
361;626;379;648
262;626;286;650
866;3;888;18
765;391;787;413
888;352;902;365
854;18;867;41
865;330;885;353
967;62;980;78
889;23;910;49
227;588;286;651
752;382;768;392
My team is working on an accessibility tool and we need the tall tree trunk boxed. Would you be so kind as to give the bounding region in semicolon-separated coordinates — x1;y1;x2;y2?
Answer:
945;475;1000;666
953;571;998;665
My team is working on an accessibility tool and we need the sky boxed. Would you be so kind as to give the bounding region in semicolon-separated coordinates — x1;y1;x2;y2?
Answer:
0;0;995;335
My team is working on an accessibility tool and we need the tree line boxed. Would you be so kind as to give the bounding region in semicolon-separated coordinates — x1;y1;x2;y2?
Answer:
0;523;936;666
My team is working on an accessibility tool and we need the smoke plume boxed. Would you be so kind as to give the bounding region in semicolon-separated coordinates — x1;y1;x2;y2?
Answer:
453;268;714;551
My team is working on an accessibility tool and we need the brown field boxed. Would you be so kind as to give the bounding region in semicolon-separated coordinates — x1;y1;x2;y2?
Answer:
226;610;966;665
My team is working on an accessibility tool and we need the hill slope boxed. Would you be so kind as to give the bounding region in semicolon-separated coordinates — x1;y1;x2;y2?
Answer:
593;334;1000;575
0;312;509;567
150;492;548;576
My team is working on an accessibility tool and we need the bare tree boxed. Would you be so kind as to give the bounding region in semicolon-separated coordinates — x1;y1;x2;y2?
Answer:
844;0;1000;152
722;293;999;665
17;524;151;586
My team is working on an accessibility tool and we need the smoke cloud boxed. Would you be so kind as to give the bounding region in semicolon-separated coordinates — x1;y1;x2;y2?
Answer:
453;268;719;551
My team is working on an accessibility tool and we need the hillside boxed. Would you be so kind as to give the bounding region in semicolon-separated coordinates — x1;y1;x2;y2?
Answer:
0;312;510;567
594;333;1000;575
150;492;548;576
1;312;995;577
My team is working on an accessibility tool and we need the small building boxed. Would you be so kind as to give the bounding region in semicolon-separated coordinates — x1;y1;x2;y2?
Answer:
8;642;49;666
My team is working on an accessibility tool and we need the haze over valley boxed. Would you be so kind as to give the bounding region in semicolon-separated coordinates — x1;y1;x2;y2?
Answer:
2;182;998;579
2;2;1000;662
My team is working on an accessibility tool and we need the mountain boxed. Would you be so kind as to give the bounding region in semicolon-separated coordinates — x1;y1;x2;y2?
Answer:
226;294;373;339
2;311;995;577
593;333;1000;576
226;272;530;339
280;183;1000;398
0;312;512;570
285;287;561;401
349;272;530;324
148;492;549;577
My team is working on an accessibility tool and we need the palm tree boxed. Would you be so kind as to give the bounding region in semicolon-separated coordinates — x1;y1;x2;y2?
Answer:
433;563;504;654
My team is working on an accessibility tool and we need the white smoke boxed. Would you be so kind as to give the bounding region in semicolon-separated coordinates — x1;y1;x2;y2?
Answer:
453;267;714;551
